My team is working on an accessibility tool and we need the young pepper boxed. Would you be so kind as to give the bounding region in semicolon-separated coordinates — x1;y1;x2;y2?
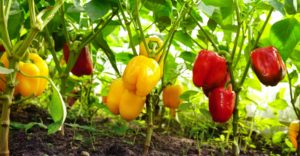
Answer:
250;46;286;86
209;87;235;123
123;55;161;96
192;50;228;92
63;44;93;76
0;53;49;96
288;120;300;149
163;84;183;118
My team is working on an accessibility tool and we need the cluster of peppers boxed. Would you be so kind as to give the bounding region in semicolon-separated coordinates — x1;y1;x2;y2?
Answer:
0;52;49;97
193;50;235;123
192;46;286;123
105;36;162;121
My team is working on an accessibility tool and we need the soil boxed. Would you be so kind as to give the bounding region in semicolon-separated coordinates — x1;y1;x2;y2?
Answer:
7;105;284;156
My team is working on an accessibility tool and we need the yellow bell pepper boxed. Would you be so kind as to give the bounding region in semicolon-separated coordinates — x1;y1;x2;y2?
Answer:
0;53;49;96
289;120;300;149
139;36;163;61
106;78;126;115
163;84;183;109
119;89;146;121
123;55;160;96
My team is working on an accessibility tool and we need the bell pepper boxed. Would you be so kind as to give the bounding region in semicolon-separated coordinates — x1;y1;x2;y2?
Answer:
106;78;126;115
250;46;286;86
288;120;300;149
0;45;5;52
119;89;146;121
139;36;163;61
123;55;161;96
0;53;49;96
209;87;235;123
63;44;93;76
193;50;228;92
163;84;183;109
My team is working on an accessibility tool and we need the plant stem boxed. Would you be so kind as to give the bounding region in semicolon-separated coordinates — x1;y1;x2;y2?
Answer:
119;1;137;56
134;0;151;55
0;60;18;156
0;0;12;53
191;15;219;51
143;95;153;156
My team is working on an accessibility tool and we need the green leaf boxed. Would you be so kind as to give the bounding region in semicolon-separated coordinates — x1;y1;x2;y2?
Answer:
269;17;300;61
93;33;120;76
144;0;172;31
180;90;198;101
174;31;195;48
284;0;297;14
272;131;285;144
7;8;24;39
202;0;233;7
115;52;134;64
268;99;288;111
179;51;196;64
178;102;191;111
269;0;285;15
0;66;14;74
84;0;111;21
48;78;67;134
10;122;47;132
294;85;300;99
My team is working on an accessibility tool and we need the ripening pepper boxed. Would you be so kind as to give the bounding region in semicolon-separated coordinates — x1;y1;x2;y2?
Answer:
63;44;93;76
193;50;228;92
106;78;126;115
163;84;183;109
0;45;5;52
209;87;235;123
0;52;49;96
288;120;300;149
250;46;286;86
139;36;163;61
123;55;161;96
119;89;146;121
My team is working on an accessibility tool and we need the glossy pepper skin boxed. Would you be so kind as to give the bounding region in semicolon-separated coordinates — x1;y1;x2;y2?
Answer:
209;87;235;123
123;55;160;96
63;44;93;76
250;46;286;86
163;84;183;109
193;50;228;92
288;120;300;149
139;36;163;61
106;78;126;115
119;89;146;121
0;53;49;96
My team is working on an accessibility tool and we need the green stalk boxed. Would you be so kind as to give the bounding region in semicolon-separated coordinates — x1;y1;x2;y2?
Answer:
0;61;18;156
119;0;137;56
191;14;219;51
134;0;150;55
287;71;300;154
230;7;273;156
143;95;154;156
0;0;12;53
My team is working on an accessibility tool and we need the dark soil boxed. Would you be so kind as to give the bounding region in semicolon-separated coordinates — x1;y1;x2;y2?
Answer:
7;105;284;156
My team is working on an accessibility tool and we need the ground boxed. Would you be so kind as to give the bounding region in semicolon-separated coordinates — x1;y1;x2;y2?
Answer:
7;105;284;156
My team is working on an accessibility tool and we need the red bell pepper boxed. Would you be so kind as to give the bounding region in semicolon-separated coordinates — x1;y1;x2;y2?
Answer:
193;50;228;92
63;44;93;76
250;46;286;86
209;87;235;123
